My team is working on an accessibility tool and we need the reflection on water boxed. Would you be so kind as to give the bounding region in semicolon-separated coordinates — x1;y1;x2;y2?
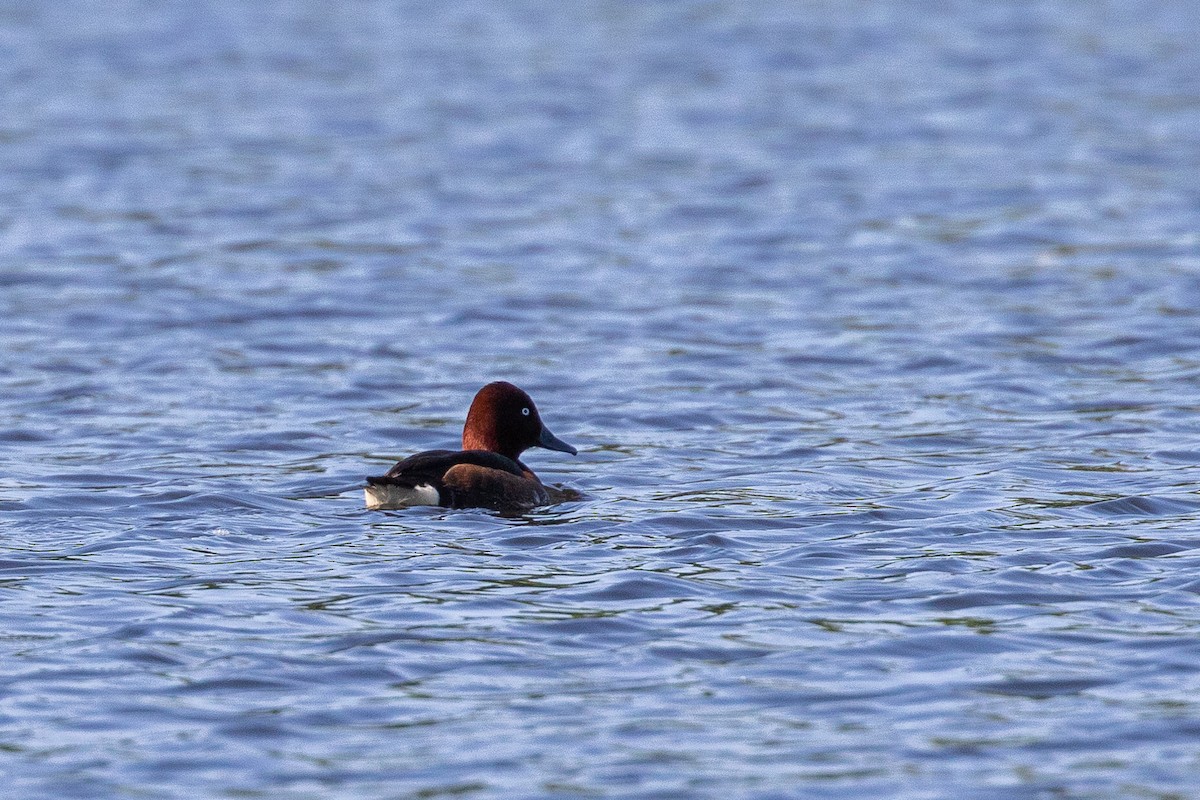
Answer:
4;1;1200;798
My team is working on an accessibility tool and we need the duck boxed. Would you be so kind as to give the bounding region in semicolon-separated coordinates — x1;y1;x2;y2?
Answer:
364;381;577;511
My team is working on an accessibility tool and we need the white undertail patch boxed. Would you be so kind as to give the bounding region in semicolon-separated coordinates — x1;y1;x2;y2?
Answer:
364;483;440;510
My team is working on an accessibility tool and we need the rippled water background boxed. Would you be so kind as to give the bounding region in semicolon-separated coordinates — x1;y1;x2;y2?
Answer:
4;1;1200;797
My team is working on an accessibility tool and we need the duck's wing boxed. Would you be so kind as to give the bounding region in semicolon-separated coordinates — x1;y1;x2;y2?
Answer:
441;462;547;510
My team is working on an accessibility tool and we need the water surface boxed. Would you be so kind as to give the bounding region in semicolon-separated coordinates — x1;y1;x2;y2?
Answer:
3;2;1200;798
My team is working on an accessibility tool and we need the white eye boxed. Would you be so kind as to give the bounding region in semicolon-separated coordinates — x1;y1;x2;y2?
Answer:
521;407;530;416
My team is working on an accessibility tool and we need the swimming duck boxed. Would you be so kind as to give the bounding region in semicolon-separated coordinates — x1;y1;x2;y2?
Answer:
365;381;577;511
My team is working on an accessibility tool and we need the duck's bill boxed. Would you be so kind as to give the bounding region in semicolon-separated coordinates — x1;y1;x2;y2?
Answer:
537;426;578;455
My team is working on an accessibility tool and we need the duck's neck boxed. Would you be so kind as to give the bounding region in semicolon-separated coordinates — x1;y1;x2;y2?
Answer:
462;427;499;453
463;427;523;462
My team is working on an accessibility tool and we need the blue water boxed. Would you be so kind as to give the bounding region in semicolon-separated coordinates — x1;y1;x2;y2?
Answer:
4;2;1200;798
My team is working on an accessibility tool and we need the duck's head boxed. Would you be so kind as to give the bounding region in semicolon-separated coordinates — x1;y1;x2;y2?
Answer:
461;381;577;462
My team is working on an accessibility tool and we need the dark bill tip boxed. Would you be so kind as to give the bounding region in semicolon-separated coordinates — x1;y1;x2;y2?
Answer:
537;426;578;455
